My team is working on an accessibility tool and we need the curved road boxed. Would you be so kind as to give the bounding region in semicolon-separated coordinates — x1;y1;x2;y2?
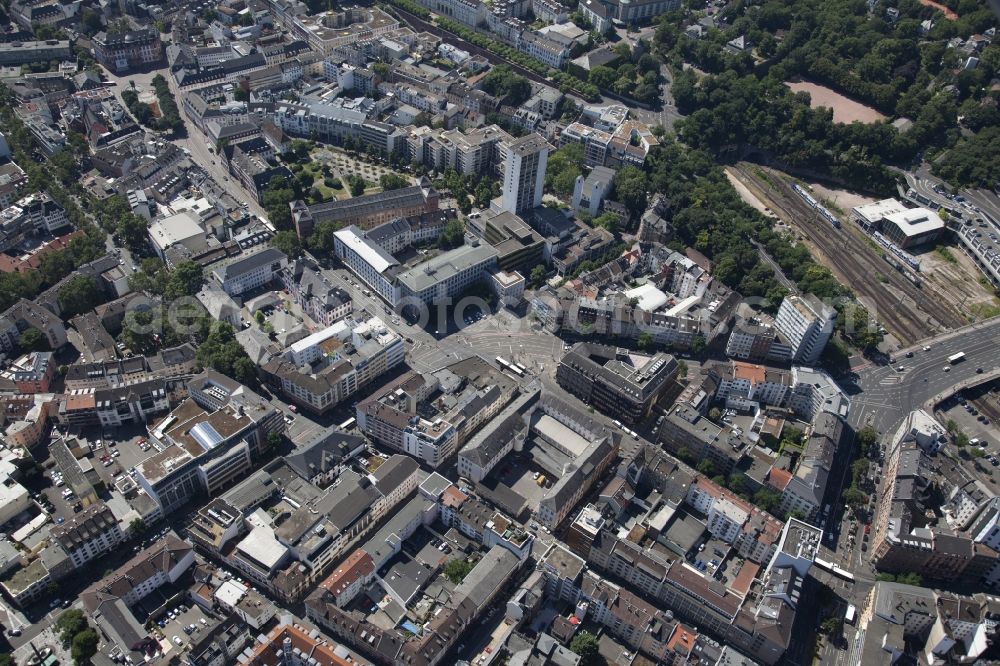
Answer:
849;317;1000;434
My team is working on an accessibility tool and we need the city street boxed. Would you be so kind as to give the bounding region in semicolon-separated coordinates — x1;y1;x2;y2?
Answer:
632;64;684;131
903;166;1000;227
848;317;1000;434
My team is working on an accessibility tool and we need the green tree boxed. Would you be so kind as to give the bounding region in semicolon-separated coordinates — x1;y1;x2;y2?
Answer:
933;126;1000;187
592;212;618;232
443;559;474;583
753;488;781;512
569;631;600;666
379;173;409;190
708;407;722;422
118;309;156;354
588;65;616;89
307;220;341;255
18;328;49;352
56;610;88;644
263;177;296;230
438;218;465;249
612;166;648;217
196;322;257;385
851;459;869;485
480;65;531;105
544;143;584;196
72;629;99;665
0;653;14;666
266;430;284;450
128;518;146;537
529;264;546;288
697;459;716;476
291;140;311;162
856;426;880;457
820;617;843;636
164;261;204;300
637;331;653;350
80;9;103;35
116;213;149;252
843;487;867;509
347;175;366;196
58;276;102;317
271;230;302;259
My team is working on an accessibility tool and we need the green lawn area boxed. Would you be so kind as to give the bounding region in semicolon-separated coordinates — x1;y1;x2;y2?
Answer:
295;161;349;202
309;145;409;199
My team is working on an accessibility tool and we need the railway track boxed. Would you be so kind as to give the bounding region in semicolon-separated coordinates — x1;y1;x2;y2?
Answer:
733;164;967;345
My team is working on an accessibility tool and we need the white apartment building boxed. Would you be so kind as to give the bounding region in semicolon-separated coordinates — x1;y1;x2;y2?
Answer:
517;31;569;68
403;420;458;468
560;123;613;167
332;226;400;303
788;366;849;421
51;502;125;569
413;0;486;27
491;270;526;307
712;362;792;410
213;248;289;297
707;499;748;543
0;192;69;243
500;134;550;214
774;294;836;364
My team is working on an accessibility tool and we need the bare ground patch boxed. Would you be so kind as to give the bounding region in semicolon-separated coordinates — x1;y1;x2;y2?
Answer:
785;80;887;124
805;181;879;216
917;245;1000;322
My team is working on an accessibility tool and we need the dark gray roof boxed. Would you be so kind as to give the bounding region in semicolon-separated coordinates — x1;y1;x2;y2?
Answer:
284;427;366;480
452;545;519;611
326;476;381;532
215;247;286;282
306;185;433;224
372;455;419;495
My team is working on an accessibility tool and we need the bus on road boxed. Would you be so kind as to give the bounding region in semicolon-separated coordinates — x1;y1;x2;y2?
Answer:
948;352;966;364
845;604;857;625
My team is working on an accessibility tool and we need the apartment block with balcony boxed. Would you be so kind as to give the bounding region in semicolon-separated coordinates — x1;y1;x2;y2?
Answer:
50;501;125;569
773;294;835;365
